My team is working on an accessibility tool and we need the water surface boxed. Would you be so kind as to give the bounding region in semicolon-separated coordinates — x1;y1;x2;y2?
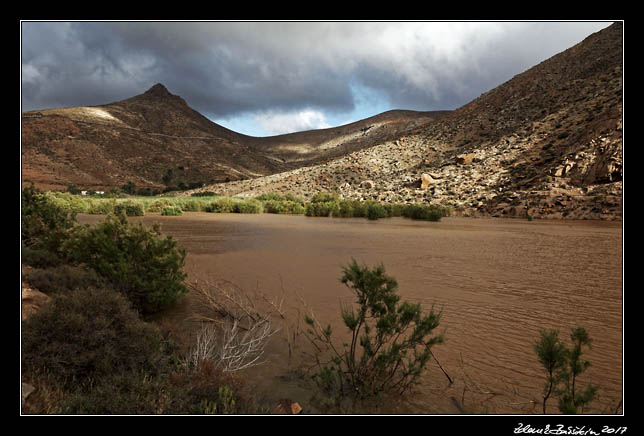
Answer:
79;213;623;414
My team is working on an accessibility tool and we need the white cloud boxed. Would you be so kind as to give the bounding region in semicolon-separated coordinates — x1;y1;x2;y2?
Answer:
21;63;42;84
254;109;331;135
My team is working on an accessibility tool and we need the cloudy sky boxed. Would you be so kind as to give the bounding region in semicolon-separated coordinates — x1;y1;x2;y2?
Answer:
21;21;613;137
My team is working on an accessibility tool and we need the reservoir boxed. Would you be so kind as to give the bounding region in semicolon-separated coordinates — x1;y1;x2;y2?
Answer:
79;213;623;414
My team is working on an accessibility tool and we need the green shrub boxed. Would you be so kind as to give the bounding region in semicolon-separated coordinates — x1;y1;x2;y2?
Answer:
365;201;387;220
234;199;263;214
22;264;102;296
21;246;64;268
45;192;90;214
331;199;402;220
257;192;306;215
402;204;444;221
557;328;599;414
179;199;202;212
333;199;354;218
59;370;171;414
62;214;187;316
114;200;145;216
254;192;309;215
305;201;339;217
303;196;447;222
164;361;255;414
311;191;339;203
147;199;174;213
284;193;305;203
289;201;306;215
204;197;235;213
383;202;405;218
85;198;116;215
349;199;367;218
161;205;184;216
305;260;444;398
22;286;168;390
261;199;286;214
534;327;599;414
305;192;341;216
21;184;77;258
262;199;306;215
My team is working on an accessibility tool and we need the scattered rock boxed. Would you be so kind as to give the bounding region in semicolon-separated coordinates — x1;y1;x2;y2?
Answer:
420;173;434;189
272;399;303;415
456;153;476;165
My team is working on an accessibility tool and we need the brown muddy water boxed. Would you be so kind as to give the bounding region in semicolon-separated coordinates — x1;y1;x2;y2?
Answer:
79;213;623;415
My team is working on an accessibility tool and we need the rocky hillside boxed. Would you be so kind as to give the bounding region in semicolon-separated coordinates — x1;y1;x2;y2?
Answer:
245;109;450;165
21;84;446;192
192;22;623;220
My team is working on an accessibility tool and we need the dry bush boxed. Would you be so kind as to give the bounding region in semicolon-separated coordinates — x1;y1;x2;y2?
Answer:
185;279;285;372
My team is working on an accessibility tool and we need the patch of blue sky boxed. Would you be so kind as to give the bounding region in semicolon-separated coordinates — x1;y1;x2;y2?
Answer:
213;81;396;137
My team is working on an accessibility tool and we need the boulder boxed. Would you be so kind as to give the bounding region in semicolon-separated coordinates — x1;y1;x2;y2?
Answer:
22;284;51;321
361;180;374;189
420;173;434;189
456;153;476;165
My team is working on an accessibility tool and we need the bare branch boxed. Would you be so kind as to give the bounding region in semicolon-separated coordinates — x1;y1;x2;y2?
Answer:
218;317;279;372
184;323;218;369
185;279;284;373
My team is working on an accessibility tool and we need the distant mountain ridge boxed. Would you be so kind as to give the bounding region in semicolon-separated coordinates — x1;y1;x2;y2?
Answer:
21;83;447;191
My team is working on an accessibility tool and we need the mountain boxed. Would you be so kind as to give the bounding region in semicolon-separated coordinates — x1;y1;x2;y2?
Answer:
22;23;622;220
244;109;450;164
21;84;447;192
196;22;623;220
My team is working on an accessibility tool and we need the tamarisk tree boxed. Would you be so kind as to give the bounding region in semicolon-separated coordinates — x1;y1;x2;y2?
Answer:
304;259;444;399
534;327;599;414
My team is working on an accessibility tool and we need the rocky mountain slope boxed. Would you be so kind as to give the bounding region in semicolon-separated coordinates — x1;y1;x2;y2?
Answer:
192;22;623;220
21;84;446;191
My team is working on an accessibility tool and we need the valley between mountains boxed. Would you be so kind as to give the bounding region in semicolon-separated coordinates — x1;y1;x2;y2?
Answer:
21;22;623;221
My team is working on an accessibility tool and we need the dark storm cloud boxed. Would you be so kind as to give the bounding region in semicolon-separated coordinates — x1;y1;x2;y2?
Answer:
21;21;614;117
21;22;150;110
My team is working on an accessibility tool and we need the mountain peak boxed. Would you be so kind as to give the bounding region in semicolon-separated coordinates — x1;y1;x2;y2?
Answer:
143;83;172;97
134;82;190;108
